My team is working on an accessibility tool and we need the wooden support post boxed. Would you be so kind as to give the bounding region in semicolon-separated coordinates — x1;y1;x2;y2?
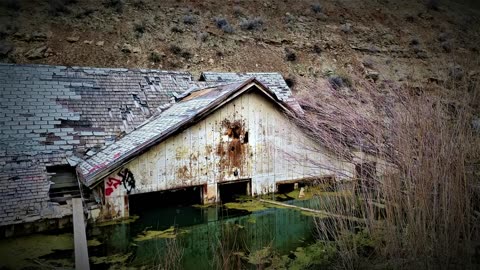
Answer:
72;198;90;270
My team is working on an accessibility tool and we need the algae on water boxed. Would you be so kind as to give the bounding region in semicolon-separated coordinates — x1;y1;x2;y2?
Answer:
247;216;257;223
247;246;272;265
224;200;269;212
192;203;217;208
0;233;74;269
90;252;132;265
96;215;139;227
87;238;102;247
133;226;189;241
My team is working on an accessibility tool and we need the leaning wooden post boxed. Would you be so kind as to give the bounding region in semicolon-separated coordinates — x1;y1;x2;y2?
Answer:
72;198;90;270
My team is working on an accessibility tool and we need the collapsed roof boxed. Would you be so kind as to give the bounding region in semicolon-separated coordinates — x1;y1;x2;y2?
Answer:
76;78;299;187
0;63;299;226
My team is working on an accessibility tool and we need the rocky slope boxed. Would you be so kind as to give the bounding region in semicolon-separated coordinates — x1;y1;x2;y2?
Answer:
0;0;479;116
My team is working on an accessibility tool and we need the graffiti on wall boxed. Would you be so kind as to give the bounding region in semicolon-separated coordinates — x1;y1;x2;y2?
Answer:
105;168;136;196
118;168;136;194
105;177;122;196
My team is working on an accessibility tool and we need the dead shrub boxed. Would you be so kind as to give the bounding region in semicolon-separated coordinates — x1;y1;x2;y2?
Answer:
213;17;234;33
426;0;440;10
149;52;161;63
0;0;21;11
154;238;184;270
285;48;296;62
294;77;479;268
48;0;72;16
239;17;264;31
311;3;322;14
133;21;146;38
183;14;196;25
103;0;124;13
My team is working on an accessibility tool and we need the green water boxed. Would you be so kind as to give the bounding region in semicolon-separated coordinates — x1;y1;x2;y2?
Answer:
0;198;321;269
88;198;319;269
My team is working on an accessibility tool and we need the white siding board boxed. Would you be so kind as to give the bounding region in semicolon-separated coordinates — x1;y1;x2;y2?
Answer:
99;91;354;218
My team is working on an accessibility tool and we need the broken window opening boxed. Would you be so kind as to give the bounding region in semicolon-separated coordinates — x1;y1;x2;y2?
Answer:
47;165;81;205
243;131;249;144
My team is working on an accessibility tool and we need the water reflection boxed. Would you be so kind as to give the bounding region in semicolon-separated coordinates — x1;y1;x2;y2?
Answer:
88;199;318;269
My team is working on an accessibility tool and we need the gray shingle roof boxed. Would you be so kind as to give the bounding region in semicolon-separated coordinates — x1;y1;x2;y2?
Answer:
0;64;296;226
77;77;298;186
200;72;303;113
77;80;249;186
0;64;195;225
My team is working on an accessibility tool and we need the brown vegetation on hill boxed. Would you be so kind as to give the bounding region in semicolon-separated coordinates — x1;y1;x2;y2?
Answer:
1;0;479;268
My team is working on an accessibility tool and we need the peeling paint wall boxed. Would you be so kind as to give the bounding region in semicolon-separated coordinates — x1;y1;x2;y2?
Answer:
99;92;354;220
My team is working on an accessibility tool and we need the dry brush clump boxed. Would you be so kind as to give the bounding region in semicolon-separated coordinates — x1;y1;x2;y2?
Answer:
153;238;184;270
294;77;480;269
210;223;247;270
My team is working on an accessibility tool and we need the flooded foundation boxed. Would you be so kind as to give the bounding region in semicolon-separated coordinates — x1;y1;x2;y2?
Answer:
218;180;251;202
0;188;348;269
277;182;296;194
129;186;204;215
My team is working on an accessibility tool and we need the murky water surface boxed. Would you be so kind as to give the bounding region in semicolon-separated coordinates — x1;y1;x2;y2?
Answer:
0;196;322;269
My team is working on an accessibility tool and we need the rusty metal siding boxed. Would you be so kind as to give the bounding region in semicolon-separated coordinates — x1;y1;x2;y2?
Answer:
100;91;354;219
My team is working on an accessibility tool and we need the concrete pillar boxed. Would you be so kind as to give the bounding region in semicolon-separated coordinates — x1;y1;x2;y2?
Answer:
203;183;217;204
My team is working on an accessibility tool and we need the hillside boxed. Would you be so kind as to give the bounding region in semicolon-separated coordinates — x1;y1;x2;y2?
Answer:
0;0;479;89
1;1;480;268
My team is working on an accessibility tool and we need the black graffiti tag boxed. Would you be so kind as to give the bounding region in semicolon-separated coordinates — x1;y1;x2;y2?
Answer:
118;168;136;194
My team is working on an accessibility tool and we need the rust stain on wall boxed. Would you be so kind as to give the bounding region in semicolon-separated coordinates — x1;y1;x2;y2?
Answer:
176;165;191;179
216;119;249;179
100;201;120;221
205;145;213;155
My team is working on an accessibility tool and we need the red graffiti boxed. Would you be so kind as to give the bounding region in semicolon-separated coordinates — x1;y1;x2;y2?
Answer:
88;162;107;174
105;177;122;196
114;152;121;159
105;187;114;196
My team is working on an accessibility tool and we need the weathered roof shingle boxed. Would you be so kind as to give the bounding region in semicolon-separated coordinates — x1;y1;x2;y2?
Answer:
0;64;295;226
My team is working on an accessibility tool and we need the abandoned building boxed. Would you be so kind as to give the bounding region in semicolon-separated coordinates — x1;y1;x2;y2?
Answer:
0;63;361;236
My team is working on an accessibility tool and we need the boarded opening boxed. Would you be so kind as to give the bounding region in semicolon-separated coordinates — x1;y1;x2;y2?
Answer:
128;186;203;215
277;183;295;194
218;180;250;203
47;165;81;204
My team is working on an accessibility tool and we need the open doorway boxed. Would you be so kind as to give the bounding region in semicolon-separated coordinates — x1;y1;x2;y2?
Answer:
277;182;295;194
218;180;251;203
129;185;203;215
128;185;206;229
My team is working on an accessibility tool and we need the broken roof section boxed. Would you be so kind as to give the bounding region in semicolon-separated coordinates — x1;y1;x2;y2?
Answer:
200;72;303;114
0;64;194;167
0;63;296;226
77;78;297;186
0;64;194;226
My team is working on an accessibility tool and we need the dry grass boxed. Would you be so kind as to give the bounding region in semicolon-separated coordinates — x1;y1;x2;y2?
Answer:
153;238;184;270
210;223;246;270
295;74;480;269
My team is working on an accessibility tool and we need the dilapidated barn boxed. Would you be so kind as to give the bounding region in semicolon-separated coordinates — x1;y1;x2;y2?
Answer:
0;63;356;235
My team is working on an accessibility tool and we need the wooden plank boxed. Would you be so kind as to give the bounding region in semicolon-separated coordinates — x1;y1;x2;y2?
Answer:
259;199;363;222
72;198;90;270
